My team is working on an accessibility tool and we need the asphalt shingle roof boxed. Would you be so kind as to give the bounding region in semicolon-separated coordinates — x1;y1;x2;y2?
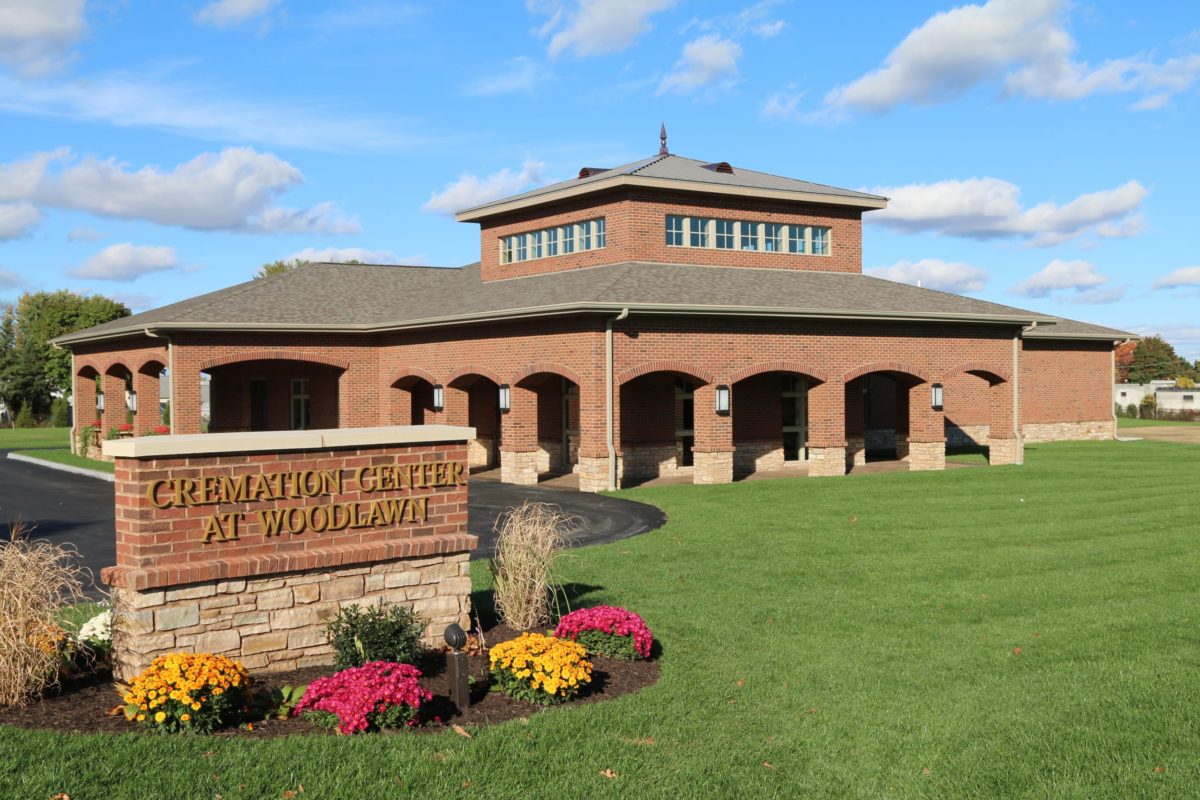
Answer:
54;261;1133;345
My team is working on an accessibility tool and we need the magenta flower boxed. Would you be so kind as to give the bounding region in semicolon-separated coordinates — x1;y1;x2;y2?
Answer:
554;606;653;660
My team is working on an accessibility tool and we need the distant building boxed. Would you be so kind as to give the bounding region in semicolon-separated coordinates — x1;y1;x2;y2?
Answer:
1115;382;1198;414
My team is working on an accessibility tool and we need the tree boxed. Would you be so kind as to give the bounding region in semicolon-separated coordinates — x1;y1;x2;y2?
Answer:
254;258;311;279
1125;335;1196;384
1177;376;1197;389
1114;340;1137;382
0;291;129;416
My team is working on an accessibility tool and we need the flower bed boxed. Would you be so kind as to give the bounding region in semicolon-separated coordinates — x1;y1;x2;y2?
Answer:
488;632;592;704
554;606;653;660
294;661;432;734
123;653;251;733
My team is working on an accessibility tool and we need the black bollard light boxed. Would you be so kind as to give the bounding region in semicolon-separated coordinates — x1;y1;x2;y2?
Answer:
444;623;469;713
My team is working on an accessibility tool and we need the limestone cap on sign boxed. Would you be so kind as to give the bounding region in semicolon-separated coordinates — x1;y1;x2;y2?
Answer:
102;425;477;459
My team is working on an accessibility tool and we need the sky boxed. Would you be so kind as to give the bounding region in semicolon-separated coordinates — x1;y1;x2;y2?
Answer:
1;0;1198;358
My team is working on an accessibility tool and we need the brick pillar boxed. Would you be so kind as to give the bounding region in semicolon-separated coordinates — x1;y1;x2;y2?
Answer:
907;382;945;472
101;370;127;434
74;372;97;455
132;370;160;436
894;381;911;460
442;385;469;427
577;379;614;493
500;384;539;485
389;385;412;426
845;379;867;468
692;383;733;484
172;361;203;435
807;379;846;477
987;380;1022;466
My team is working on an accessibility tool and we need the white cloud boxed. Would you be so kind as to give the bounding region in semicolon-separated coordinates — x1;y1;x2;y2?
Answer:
36;147;359;234
422;160;547;216
0;203;42;239
0;71;415;152
287;247;424;265
106;291;156;311
866;258;989;293
866;177;1147;246
1152;266;1200;290
658;34;741;95
195;0;281;27
67;227;104;242
753;20;784;38
0;268;24;290
1010;259;1109;298
824;0;1200;114
1070;286;1126;305
1132;323;1200;362
0;0;87;76
70;243;178;281
464;57;549;96
1096;213;1146;239
533;0;677;58
0;148;68;201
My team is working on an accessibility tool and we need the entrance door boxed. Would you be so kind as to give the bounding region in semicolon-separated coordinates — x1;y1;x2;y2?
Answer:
782;376;808;461
561;379;579;470
249;380;268;431
675;378;695;468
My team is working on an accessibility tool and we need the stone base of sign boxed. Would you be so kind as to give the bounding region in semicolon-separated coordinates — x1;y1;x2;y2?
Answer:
110;551;471;681
807;446;846;477
907;440;946;471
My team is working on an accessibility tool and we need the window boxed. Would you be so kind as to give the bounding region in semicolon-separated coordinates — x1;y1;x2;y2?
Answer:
579;221;592;251
515;234;527;262
500;218;604;265
666;214;684;246
530;230;543;259
715;219;735;249
690;218;711;248
740;221;758;251
1120;391;1127;398
596;217;606;248
788;224;806;254
1185;395;1195;403
290;379;310;430
561;225;575;253
500;237;513;264
812;226;830;255
763;223;782;252
546;227;558;257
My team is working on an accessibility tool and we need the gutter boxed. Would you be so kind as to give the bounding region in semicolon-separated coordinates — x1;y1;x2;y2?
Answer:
606;308;630;491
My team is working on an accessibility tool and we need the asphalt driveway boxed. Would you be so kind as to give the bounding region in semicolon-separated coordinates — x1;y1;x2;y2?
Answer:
0;454;665;595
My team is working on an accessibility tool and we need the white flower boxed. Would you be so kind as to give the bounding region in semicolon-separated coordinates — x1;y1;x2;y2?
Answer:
77;609;113;645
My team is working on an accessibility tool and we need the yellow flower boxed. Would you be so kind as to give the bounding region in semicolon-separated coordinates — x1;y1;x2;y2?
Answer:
154;712;166;723
136;714;145;722
181;713;191;722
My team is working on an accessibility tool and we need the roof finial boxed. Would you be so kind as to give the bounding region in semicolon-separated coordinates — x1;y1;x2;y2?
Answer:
659;122;668;156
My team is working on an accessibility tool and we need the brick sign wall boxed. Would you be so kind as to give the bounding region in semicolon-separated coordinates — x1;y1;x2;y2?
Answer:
102;426;477;680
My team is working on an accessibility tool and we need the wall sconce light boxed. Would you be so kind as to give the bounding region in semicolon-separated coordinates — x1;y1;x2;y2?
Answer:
128;391;138;413
96;392;105;412
432;384;444;411
931;383;944;411
715;384;731;415
498;384;511;412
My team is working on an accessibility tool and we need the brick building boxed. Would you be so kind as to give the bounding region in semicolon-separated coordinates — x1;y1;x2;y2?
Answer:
55;139;1129;491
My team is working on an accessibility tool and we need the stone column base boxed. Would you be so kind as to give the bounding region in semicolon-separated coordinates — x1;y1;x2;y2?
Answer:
808;446;846;477
988;437;1022;466
907;441;945;471
846;436;867;468
692;450;733;484
500;450;539;485
895;438;911;461
577;455;617;493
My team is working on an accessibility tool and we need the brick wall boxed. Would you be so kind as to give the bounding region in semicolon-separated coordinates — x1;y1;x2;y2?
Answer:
1021;339;1113;423
479;188;863;281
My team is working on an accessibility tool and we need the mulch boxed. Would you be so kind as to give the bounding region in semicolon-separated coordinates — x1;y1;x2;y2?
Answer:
0;624;660;738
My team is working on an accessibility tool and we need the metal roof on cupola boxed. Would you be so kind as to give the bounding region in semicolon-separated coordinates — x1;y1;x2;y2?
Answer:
455;125;888;222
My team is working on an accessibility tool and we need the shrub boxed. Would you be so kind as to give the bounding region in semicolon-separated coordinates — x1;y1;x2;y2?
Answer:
49;397;70;428
0;523;86;707
489;502;572;630
161;400;171;426
489;632;592;705
123;653;251;734
1125;403;1139;419
294;661;431;734
77;423;100;455
13;404;35;429
554;606;654;660
76;609;112;649
326;604;426;670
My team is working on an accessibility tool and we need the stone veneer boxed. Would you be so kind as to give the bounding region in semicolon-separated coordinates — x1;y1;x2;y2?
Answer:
102;425;477;680
1022;420;1113;443
907;441;946;471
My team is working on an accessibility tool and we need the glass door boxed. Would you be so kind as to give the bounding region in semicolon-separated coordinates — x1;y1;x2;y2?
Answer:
782;376;808;461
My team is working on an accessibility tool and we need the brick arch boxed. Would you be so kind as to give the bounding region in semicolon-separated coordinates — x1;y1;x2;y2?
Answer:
76;360;102;378
512;363;583;387
104;361;133;377
842;362;929;383
617;360;713;386
136;357;167;376
939;362;1009;385
729;362;828;385
445;365;504;386
390;367;438;387
199;351;351;372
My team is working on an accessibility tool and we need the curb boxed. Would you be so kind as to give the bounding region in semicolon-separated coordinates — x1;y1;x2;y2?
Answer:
7;451;115;482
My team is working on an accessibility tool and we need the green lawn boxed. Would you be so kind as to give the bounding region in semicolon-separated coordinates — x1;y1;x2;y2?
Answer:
0;427;113;473
1118;416;1200;428
3;440;1199;798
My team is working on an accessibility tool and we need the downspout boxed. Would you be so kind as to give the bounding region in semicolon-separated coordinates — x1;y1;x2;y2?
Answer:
143;328;173;434
70;350;76;452
606;308;630;491
1016;322;1037;465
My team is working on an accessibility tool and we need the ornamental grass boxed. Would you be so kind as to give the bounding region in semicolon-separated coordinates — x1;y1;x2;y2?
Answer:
294;662;432;735
123;653;251;734
489;502;572;630
0;520;87;708
488;632;592;705
554;605;654;660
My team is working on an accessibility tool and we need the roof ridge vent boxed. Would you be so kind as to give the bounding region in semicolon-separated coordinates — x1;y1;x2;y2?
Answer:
577;166;611;179
702;161;734;174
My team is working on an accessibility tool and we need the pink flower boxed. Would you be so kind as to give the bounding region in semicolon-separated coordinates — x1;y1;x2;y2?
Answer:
554;606;653;659
294;662;431;734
